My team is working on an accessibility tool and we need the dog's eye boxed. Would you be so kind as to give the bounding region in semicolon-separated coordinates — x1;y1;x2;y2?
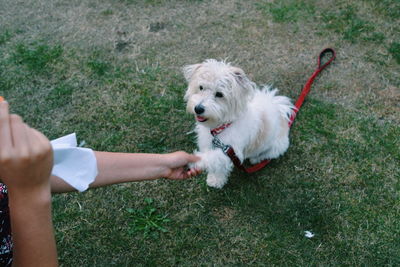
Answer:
199;86;204;90
215;92;224;98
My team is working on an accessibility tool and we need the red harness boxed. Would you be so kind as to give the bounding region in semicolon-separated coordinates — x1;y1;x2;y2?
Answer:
210;48;336;173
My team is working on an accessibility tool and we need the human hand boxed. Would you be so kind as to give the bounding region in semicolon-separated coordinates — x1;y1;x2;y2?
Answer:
162;151;201;180
0;100;53;196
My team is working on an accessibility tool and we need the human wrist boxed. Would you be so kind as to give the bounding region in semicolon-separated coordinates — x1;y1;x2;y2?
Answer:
8;184;52;207
159;153;175;178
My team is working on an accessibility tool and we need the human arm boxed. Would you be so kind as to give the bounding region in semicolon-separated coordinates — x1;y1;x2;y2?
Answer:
51;151;201;193
0;101;58;266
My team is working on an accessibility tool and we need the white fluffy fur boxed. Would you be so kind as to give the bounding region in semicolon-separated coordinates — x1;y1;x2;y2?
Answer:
183;59;295;189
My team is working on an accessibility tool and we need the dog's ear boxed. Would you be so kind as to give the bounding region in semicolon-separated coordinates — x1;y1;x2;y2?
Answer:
230;67;246;83
183;64;202;82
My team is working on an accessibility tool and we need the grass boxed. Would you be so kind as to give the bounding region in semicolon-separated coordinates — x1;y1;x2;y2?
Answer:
389;42;400;64
320;5;383;43
0;30;12;46
126;197;171;238
257;0;316;23
0;0;399;265
12;42;63;72
259;0;389;43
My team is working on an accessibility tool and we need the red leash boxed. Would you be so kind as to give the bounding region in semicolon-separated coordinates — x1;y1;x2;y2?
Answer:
213;48;336;173
288;48;336;127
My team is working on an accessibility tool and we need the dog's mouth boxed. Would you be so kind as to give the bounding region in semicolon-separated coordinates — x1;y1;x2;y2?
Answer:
196;116;208;122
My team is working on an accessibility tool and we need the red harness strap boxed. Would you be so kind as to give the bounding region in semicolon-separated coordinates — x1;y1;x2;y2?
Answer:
211;48;336;173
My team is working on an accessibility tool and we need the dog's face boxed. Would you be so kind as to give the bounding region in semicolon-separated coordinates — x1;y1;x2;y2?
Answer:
183;59;255;128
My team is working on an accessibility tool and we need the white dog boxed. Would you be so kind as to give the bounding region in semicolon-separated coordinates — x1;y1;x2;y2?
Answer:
183;59;295;189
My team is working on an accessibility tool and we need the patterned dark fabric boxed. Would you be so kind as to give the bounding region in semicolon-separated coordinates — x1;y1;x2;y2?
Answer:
0;183;13;266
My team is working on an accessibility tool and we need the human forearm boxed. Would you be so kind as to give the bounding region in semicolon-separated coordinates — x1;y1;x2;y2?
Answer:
51;151;200;193
50;152;169;192
8;187;58;267
92;152;173;186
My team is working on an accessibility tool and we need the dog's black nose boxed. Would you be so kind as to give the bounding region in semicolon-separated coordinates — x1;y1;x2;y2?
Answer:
194;104;205;115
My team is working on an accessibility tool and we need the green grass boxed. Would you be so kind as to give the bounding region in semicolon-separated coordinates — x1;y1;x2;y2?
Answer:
126;197;171;238
259;0;396;60
257;0;316;23
12;42;63;72
0;30;12;46
389;42;400;64
320;5;382;43
363;0;400;19
0;0;399;265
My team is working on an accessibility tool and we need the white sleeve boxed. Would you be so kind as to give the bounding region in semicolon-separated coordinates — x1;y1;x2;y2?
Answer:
50;133;98;192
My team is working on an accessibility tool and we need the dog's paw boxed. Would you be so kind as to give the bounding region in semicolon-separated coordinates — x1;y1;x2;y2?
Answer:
249;156;264;164
188;152;207;171
206;174;227;189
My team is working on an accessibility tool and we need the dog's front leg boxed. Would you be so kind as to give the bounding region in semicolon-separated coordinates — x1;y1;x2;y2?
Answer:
194;149;233;189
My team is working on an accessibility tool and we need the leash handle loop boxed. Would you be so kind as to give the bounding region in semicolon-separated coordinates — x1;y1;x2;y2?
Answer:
317;48;336;72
